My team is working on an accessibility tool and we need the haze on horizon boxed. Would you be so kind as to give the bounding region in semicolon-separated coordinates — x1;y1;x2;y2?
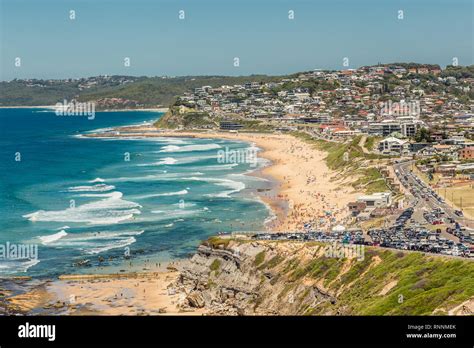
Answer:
0;0;473;81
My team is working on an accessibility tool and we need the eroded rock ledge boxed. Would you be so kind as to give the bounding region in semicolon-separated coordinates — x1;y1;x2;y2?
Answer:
169;237;474;316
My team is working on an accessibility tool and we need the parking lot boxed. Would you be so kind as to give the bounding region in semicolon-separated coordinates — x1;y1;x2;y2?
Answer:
243;225;473;259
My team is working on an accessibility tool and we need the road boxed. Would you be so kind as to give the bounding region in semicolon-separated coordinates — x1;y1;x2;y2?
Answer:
393;160;473;234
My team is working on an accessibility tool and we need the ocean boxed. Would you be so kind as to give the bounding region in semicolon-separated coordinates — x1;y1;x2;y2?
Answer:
0;108;271;277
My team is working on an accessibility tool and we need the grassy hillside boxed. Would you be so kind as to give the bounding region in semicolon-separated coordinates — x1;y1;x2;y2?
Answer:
197;238;474;315
155;106;217;129
155;105;274;131
286;247;474;315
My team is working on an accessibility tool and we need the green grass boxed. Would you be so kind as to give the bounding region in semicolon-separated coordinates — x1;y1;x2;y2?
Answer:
155;107;216;129
365;136;375;151
241;239;474;315
352;167;390;194
260;255;285;270
254;251;266;266
206;236;231;249
210;259;221;272
325;249;474;315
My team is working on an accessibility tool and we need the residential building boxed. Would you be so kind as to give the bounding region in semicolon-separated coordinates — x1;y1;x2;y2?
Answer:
459;146;474;160
357;192;392;209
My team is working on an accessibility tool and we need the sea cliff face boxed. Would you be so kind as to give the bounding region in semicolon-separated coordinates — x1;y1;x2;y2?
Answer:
171;237;474;315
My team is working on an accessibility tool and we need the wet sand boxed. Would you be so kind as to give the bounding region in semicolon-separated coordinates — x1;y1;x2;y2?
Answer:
85;127;361;231
2;127;363;315
3;264;205;316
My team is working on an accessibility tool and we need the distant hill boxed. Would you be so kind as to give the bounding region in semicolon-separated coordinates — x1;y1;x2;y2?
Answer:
1;64;472;108
0;75;283;108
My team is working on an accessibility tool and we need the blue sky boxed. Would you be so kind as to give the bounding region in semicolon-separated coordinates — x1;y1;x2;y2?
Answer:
0;0;472;80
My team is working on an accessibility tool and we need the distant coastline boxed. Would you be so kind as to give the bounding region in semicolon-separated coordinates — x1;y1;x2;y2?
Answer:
0;105;56;109
0;106;169;113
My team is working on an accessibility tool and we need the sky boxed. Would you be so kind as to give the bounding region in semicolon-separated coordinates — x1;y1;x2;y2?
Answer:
0;0;473;80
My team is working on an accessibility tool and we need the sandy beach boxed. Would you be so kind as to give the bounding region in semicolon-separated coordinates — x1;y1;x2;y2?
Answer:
4;263;206;316
3;126;362;315
85;126;361;232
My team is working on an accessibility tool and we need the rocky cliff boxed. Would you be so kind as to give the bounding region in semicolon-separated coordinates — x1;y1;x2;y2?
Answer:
170;237;474;315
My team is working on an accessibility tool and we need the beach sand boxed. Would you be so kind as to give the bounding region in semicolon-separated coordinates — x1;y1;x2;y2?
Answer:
5;265;205;316
85;127;361;231
4;127;362;315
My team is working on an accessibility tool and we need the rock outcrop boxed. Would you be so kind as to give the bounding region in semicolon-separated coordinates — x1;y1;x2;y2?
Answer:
169;237;474;315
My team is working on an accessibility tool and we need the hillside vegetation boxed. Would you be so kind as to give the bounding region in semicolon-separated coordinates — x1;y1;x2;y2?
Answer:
0;75;283;107
155;105;273;131
174;238;474;315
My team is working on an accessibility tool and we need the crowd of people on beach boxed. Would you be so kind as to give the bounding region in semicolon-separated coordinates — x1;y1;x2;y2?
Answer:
264;138;355;232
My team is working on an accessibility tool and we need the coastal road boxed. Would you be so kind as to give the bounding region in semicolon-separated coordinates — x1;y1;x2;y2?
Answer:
393;160;473;234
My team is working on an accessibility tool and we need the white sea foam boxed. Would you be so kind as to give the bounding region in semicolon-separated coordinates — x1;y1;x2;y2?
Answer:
45;230;144;255
89;178;105;183
199;163;239;170
134;189;188;200
153;154;217;165
159;143;221;153
85;127;114;134
68;183;115;192
150;209;200;219
207;179;246;198
23;191;141;225
32;110;54;113
107;172;203;183
136;157;178;166
183;176;246;198
39;230;68;245
142;138;189;145
55;230;144;243
0;259;41;273
77;192;120;198
85;237;136;254
172;201;195;208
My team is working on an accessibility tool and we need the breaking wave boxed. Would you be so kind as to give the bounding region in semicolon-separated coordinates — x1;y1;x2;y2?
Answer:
23;191;141;225
68;183;115;192
159;144;221;153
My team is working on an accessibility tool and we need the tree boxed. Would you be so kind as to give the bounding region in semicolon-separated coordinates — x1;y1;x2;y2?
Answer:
414;127;431;142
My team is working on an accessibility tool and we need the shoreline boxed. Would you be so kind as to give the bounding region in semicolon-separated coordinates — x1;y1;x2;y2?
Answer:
84;126;361;231
1;260;206;315
1;125;361;315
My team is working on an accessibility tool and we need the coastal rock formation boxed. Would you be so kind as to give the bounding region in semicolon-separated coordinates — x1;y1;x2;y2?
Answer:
171;236;474;315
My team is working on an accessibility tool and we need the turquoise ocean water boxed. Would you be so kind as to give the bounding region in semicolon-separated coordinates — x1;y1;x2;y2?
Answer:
0;108;271;277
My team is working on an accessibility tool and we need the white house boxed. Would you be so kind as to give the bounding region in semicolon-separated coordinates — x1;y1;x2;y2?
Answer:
357;192;392;209
378;137;410;155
